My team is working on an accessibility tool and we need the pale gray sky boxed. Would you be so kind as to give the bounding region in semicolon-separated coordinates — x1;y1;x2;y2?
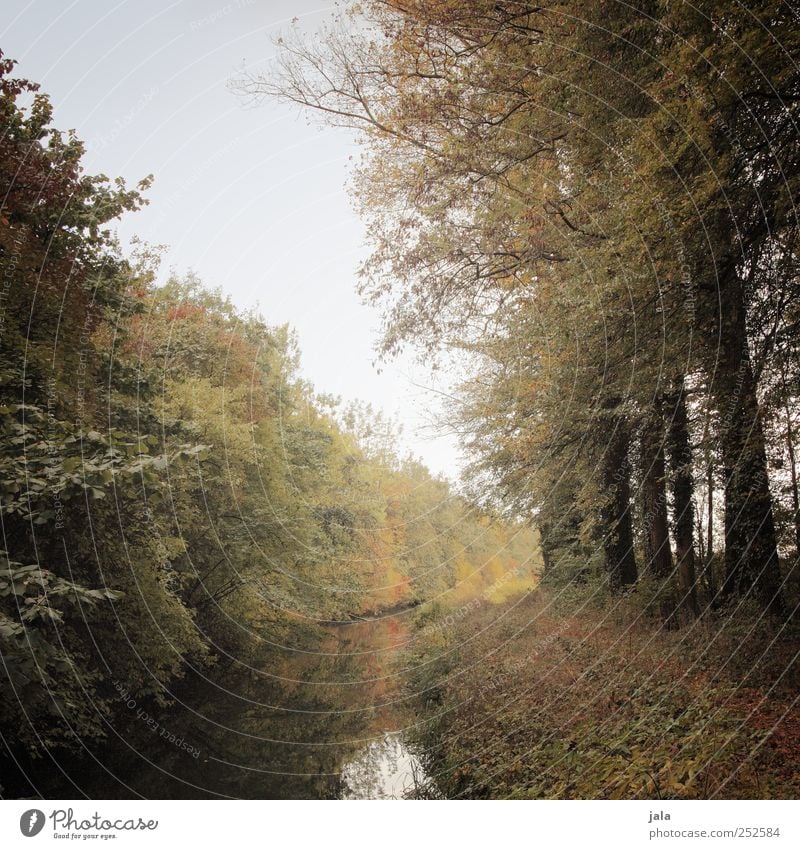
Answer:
2;0;463;478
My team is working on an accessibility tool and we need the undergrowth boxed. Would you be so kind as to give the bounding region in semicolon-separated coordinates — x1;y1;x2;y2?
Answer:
404;587;799;799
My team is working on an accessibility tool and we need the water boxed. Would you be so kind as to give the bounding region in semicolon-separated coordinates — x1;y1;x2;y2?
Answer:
341;732;426;799
6;613;434;799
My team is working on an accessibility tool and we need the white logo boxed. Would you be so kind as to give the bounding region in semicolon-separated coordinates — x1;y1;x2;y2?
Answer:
19;809;46;837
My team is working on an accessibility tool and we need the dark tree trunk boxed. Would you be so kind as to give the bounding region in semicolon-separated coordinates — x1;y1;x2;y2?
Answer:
641;402;672;579
704;460;718;602
707;462;715;563
780;373;800;556
710;272;783;614
539;521;554;576
696;506;706;564
666;378;699;617
601;412;638;591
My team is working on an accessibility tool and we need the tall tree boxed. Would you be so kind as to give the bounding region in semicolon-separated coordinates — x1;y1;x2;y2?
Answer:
666;379;700;617
640;401;673;580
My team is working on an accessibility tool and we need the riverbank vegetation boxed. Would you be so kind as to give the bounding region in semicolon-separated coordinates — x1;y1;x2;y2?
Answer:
0;52;536;796
248;0;800;799
406;588;799;799
2;0;799;801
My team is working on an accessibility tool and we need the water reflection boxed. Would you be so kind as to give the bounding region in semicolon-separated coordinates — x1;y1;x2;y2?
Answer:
341;732;426;799
5;614;433;799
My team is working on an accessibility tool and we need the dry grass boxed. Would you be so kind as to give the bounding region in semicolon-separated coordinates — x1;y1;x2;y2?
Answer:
406;588;800;799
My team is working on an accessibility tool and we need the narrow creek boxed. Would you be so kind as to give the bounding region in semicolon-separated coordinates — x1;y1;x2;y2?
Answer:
13;611;434;799
340;731;427;799
151;612;433;799
330;615;431;800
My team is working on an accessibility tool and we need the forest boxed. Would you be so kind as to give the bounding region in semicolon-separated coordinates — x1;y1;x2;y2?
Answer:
1;0;799;802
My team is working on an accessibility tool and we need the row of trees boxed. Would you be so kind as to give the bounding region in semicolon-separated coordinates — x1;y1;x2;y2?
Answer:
254;0;799;620
0;51;536;775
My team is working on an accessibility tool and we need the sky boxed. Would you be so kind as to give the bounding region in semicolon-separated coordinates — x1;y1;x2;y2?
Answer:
1;0;464;478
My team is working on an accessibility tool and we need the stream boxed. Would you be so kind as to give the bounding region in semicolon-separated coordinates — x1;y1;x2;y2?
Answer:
9;612;434;799
340;732;426;799
330;616;431;799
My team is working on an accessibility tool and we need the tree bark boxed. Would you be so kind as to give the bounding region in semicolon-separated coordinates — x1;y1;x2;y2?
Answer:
703;460;718;602
601;412;638;591
696;506;706;564
710;272;783;614
640;402;672;579
667;378;699;617
707;462;714;563
780;366;800;556
538;521;554;576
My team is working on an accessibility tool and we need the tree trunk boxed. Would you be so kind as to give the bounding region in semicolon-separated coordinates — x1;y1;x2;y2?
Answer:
538;521;554;576
704;460;718;602
711;273;783;613
780;371;800;556
707;462;714;563
667;378;699;618
696;506;706;564
601;412;638;591
640;403;672;579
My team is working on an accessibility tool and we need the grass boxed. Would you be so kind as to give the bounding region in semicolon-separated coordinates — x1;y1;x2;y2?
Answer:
403;585;800;799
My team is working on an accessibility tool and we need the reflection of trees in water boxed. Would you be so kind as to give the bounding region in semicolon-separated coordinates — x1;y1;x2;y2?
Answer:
133;628;380;799
341;733;424;799
12;618;421;799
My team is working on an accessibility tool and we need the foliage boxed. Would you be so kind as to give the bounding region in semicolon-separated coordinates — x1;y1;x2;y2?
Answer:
407;591;798;800
0;51;539;773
